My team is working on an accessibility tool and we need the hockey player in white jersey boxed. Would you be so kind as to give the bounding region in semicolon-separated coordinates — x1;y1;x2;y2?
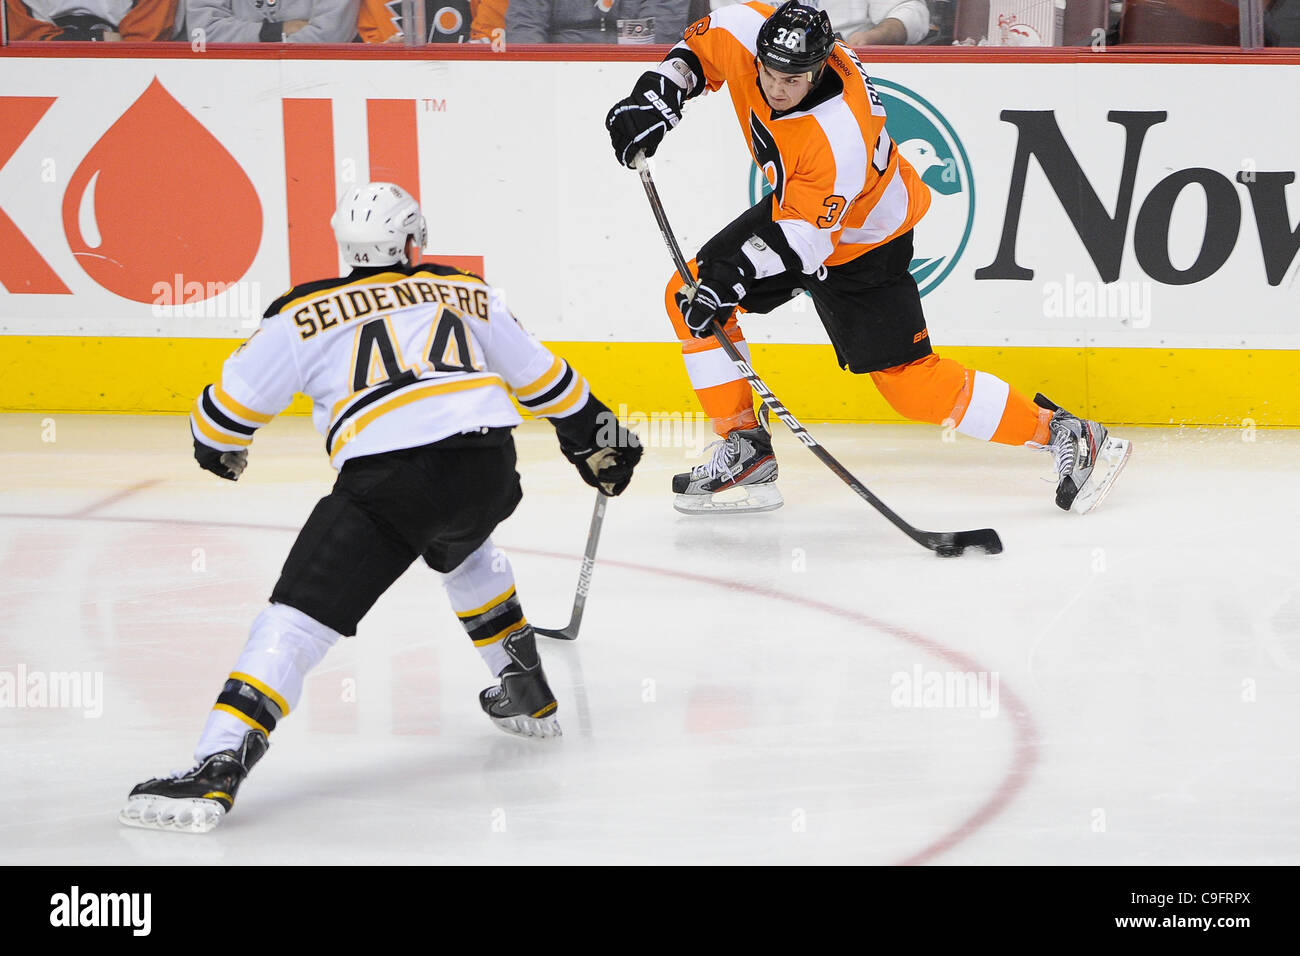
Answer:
120;183;642;833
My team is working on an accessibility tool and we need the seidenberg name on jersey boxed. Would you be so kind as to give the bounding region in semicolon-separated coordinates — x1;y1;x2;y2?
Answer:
292;275;491;340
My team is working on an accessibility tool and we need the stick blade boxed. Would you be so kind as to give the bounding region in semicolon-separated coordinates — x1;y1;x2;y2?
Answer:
928;528;1003;557
534;625;578;641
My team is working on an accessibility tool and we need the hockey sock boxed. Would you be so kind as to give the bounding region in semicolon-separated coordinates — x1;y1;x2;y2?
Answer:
440;538;527;677
665;264;758;437
194;603;341;763
870;354;1052;446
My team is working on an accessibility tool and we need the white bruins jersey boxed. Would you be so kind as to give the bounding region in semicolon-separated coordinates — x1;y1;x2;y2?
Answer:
190;264;591;469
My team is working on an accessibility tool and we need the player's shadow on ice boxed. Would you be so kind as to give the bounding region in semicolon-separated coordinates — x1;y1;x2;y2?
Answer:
229;733;576;832
671;513;785;565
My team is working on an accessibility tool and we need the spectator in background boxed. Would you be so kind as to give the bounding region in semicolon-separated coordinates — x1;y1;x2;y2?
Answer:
359;0;507;43
1266;0;1300;43
507;0;690;43
826;0;930;43
474;0;508;40
187;0;360;41
807;0;930;44
689;1;927;44
6;0;177;38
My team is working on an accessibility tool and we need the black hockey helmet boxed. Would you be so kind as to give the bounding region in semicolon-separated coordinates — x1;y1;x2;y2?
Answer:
756;1;835;77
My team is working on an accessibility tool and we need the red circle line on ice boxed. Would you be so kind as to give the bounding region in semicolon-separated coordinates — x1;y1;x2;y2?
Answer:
510;543;1041;867
0;507;1040;865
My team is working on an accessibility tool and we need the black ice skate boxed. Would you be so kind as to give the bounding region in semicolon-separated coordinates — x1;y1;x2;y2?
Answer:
672;423;783;515
1035;394;1133;514
479;625;562;739
119;729;268;833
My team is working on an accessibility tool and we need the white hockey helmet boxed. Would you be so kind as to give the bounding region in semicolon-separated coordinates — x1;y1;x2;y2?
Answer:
331;182;427;268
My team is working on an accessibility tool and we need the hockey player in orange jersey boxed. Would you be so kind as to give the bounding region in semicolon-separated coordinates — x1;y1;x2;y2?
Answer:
118;183;642;833
605;0;1131;516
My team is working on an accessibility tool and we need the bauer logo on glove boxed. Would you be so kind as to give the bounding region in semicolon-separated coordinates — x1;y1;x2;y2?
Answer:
680;260;747;338
606;71;686;168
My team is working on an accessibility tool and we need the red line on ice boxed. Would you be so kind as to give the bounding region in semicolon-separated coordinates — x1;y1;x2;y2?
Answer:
510;545;1042;867
68;479;163;518
0;508;1039;864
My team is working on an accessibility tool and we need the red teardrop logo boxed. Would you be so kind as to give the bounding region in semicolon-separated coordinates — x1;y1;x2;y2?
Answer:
62;78;262;304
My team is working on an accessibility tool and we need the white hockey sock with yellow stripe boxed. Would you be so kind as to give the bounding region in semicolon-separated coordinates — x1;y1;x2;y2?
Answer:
440;538;526;677
193;603;342;763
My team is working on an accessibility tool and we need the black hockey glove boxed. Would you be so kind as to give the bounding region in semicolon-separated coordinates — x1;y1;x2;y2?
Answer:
193;439;248;481
557;408;643;497
606;71;686;168
681;260;746;338
566;441;643;497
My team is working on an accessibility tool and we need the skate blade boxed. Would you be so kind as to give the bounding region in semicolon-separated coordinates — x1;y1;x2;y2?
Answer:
118;795;226;834
673;482;784;515
489;713;563;740
1072;437;1133;515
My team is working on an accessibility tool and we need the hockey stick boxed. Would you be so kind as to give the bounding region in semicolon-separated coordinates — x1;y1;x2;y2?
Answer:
634;156;1002;557
535;490;607;639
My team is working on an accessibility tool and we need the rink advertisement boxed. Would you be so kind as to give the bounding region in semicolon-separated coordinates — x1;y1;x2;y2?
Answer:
0;53;1298;424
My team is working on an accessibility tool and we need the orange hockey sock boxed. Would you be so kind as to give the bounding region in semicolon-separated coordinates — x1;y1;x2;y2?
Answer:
870;354;1051;446
665;264;757;437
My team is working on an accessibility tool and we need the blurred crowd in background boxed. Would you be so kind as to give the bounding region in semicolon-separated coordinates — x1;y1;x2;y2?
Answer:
5;0;1296;49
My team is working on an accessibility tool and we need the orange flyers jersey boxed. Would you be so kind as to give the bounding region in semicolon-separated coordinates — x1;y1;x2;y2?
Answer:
358;0;505;44
667;1;930;270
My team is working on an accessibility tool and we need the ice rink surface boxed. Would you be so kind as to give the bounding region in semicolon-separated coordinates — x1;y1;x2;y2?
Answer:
1;413;1297;865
